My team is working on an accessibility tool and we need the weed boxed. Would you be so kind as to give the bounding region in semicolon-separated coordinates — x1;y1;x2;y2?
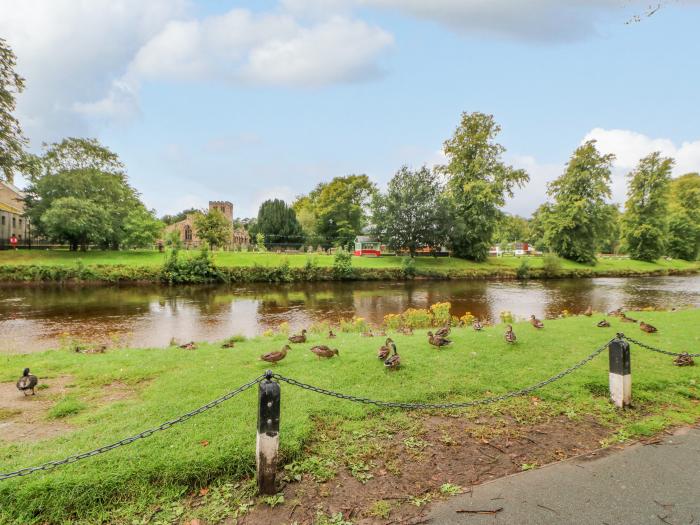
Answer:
410;493;433;507
47;397;86;419
440;483;464;495
284;457;337;483
261;493;285;508
368;500;392;519
521;463;538;471
348;461;374;483
403;436;429;451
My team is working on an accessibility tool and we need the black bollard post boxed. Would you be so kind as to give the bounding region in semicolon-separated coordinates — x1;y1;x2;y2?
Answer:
256;370;280;495
609;335;631;408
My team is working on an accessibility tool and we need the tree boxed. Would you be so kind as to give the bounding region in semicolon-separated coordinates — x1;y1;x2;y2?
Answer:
0;38;28;183
250;199;303;246
371;166;448;256
193;209;232;249
292;195;319;245
41;197;112;251
544;140;614;263
493;213;530;245
305;175;376;248
527;204;552;252
597;204;622;255
122;208;164;249
24;138;153;250
622;152;673;261
667;173;700;260
437;112;529;261
161;208;200;225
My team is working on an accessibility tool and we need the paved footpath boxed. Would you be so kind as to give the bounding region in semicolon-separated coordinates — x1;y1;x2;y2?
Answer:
426;426;700;525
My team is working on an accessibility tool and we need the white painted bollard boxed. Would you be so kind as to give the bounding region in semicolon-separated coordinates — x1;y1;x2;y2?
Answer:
256;371;280;495
609;336;631;408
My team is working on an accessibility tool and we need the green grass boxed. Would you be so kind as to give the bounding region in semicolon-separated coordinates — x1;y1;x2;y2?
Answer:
0;249;697;282
1;309;700;523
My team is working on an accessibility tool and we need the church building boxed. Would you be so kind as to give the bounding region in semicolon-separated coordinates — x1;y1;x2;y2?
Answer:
0;180;31;249
164;201;250;249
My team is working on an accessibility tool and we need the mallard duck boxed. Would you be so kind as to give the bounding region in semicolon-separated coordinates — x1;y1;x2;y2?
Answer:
288;329;307;344
473;319;483;331
310;345;339;359
597;319;611;328
608;308;624;317
222;340;236;348
620;314;637;323
529;315;544;329
435;325;450;338
384;342;400;370
261;345;290;364
400;326;413;336
16;368;38;396
179;341;197;350
328;330;337;339
378;338;393;360
583;306;593;317
640;321;657;333
427;331;451;347
673;353;694;367
504;325;516;343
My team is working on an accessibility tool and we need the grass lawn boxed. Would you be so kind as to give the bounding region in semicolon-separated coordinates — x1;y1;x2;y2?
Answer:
0;249;697;276
1;309;700;523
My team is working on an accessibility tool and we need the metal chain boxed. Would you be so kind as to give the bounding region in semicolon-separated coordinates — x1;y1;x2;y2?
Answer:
0;374;265;482
622;335;700;357
272;338;615;410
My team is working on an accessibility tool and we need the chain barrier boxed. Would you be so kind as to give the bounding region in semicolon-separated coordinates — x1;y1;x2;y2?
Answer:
0;374;265;482
271;337;616;409
621;334;700;358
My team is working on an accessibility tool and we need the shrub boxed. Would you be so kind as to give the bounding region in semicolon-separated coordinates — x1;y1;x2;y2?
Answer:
333;248;353;279
402;308;432;328
516;259;530;279
160;247;223;284
339;317;370;333
383;313;403;330
542;253;562;277
460;311;475;325
401;256;416;279
500;310;514;323
429;302;452;326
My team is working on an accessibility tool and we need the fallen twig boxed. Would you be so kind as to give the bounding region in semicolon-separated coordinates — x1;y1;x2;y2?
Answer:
456;507;503;515
537;503;559;514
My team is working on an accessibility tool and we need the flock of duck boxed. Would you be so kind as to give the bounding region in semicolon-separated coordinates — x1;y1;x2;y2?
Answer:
15;306;661;394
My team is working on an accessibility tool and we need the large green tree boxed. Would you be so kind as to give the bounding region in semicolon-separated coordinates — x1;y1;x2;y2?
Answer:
40;197;112;251
493;213;530;245
371;166;449;256
438;112;529;261
303;175;376;248
667;172;700;260
25;138;160;250
193;209;232;249
544;140;614;263
0;38;28;183
597;204;623;255
250;198;303;246
622;152;673;261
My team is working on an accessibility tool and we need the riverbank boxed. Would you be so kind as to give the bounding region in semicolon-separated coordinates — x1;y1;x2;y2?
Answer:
0;250;698;284
1;308;699;524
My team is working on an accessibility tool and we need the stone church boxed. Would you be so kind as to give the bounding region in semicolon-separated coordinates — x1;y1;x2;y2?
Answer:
0;180;31;249
164;201;250;249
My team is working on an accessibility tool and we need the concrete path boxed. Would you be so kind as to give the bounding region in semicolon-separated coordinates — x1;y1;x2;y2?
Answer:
426;426;700;525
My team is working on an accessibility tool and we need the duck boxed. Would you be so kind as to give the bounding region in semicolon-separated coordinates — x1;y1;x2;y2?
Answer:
399;326;413;336
608;308;624;317
288;329;307;344
16;368;38;396
328;329;337;339
504;325;517;344
310;345;339;359
378;338;393;360
597;319;611;328
639;321;658;333
473;319;483;331
673;353;694;367
222;339;236;348
620;314;638;324
583;306;593;317
384;342;400;370
261;345;290;364
427;331;451;348
179;341;197;350
529;315;544;329
435;325;450;338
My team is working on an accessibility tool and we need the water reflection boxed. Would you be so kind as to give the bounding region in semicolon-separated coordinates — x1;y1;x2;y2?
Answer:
1;276;699;353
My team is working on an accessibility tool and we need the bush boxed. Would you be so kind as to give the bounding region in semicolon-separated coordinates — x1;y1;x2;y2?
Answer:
516;259;530;280
161;247;223;284
429;302;452;326
401;256;416;278
333;248;353;279
542;253;562;277
402;308;432;328
383;313;403;330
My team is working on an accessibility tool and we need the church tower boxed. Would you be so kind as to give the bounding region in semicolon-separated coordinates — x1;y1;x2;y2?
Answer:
209;201;233;222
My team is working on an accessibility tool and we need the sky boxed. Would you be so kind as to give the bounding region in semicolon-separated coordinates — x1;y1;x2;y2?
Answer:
1;0;699;218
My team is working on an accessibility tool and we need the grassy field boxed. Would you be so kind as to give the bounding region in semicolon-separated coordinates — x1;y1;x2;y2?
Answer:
0;249;698;282
1;309;699;523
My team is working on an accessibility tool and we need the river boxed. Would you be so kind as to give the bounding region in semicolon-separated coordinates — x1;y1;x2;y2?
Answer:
2;276;700;353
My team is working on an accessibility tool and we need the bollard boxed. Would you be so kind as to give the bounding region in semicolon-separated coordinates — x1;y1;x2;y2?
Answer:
256;371;280;495
609;336;631;408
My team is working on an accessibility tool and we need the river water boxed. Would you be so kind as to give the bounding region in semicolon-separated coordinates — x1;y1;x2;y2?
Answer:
2;276;700;353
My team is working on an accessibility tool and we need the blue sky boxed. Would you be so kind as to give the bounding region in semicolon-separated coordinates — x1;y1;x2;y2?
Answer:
2;0;699;217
